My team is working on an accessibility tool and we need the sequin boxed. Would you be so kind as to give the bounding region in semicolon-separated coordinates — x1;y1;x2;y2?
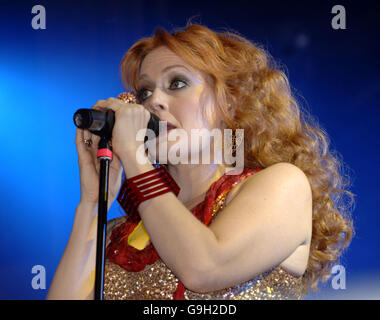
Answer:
103;259;304;300
103;167;305;300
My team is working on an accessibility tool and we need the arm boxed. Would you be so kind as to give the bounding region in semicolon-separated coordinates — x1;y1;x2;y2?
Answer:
47;126;123;299
47;201;98;300
122;159;312;293
120;154;220;292
204;162;313;292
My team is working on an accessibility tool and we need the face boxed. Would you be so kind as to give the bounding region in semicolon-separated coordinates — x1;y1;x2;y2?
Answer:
136;46;222;165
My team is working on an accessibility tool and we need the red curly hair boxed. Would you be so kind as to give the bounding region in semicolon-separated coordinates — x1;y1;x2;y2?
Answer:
119;22;355;296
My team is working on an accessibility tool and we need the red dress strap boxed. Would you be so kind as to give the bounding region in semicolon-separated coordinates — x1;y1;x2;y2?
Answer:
193;167;262;226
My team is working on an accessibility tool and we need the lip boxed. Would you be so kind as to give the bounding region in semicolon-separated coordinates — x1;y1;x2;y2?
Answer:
157;120;177;137
160;120;178;129
167;124;177;131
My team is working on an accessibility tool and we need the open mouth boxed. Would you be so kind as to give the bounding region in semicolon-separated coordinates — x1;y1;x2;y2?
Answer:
157;121;177;136
167;123;177;131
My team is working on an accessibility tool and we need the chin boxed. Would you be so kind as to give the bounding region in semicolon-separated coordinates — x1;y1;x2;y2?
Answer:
146;129;214;165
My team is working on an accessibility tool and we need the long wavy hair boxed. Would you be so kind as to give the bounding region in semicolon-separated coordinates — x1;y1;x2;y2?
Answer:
119;23;355;296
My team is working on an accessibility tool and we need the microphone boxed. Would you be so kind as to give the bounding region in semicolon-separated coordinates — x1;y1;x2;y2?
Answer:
73;108;160;141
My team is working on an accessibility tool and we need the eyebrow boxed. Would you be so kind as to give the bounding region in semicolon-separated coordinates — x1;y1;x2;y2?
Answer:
138;64;191;82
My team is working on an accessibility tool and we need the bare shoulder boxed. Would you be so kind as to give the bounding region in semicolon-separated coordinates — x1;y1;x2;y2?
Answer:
221;162;313;247
256;162;312;193
226;162;312;208
245;162;312;217
251;162;310;183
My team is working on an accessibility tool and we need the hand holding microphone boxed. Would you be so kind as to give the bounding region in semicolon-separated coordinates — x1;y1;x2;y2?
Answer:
73;107;160;142
73;92;158;207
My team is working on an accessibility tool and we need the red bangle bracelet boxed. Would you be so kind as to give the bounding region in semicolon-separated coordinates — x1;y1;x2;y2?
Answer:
117;165;180;221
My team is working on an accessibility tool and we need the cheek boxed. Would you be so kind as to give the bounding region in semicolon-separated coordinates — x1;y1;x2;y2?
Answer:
176;101;204;130
173;85;213;131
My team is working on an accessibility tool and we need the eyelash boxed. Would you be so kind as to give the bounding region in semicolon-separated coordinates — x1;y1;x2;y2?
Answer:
136;77;188;102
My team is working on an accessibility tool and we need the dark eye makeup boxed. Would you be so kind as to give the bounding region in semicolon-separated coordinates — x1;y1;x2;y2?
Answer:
136;76;189;102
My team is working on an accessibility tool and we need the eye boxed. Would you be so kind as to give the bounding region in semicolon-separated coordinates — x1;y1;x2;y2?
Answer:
136;88;152;102
136;77;188;102
169;78;188;90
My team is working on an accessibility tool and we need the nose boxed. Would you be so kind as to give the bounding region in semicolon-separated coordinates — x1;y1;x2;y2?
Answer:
148;86;169;114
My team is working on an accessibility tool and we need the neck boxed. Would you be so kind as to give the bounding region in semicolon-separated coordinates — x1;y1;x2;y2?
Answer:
167;163;227;209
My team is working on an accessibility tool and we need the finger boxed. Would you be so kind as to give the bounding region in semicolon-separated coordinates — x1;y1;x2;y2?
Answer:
81;129;92;148
82;131;102;172
94;97;132;113
82;129;98;144
75;128;92;156
92;100;108;111
83;130;101;153
75;128;87;153
75;128;95;166
93;98;115;111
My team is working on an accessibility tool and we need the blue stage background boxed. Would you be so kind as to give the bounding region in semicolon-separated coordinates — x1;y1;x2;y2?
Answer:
0;0;379;299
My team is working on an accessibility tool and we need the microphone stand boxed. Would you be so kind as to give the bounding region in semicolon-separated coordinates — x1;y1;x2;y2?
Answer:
94;136;112;300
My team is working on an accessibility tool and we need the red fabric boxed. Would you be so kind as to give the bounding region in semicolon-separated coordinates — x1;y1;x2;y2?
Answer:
106;167;262;298
173;281;186;300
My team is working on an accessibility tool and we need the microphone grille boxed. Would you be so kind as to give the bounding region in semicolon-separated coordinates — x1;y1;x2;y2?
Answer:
73;109;92;129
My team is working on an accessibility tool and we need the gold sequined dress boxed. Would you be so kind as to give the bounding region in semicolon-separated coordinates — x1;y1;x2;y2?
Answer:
103;167;304;300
